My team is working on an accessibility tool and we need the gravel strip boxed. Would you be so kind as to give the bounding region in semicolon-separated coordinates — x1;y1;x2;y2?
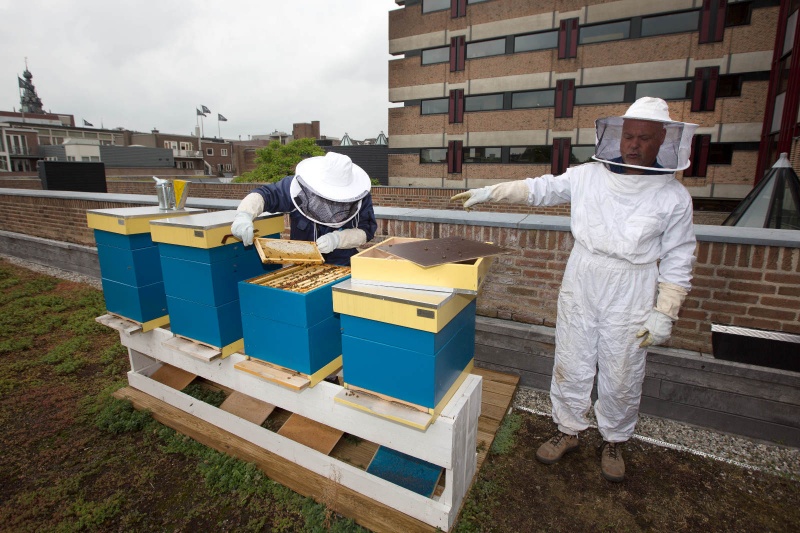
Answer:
0;254;102;290
3;254;798;479
514;386;800;479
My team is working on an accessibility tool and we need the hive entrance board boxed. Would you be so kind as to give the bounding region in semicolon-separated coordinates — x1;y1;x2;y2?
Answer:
248;264;350;293
255;238;324;264
377;236;507;267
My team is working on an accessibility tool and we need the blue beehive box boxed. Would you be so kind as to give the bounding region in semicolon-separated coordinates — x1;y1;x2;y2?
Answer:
333;280;476;410
87;206;205;330
239;263;351;378
149;210;285;357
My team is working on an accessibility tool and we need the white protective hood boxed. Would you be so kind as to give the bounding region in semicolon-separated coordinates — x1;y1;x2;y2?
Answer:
591;97;698;173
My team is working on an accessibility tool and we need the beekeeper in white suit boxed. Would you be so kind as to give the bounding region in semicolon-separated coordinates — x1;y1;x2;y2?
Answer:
452;97;697;482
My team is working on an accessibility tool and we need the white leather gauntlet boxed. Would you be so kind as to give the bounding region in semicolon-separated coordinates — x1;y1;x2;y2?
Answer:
237;192;265;218
451;180;529;209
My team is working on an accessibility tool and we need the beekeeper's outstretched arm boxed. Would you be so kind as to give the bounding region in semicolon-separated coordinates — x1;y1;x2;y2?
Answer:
451;174;572;210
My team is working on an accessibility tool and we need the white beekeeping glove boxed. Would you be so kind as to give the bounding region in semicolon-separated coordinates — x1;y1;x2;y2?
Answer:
230;193;264;246
637;282;688;348
451;180;529;209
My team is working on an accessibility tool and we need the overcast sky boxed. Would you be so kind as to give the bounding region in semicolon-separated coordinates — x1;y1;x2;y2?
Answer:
0;0;399;141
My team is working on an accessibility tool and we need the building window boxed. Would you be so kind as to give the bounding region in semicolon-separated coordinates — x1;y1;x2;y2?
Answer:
464;93;503;112
716;74;743;97
635;79;692;101
422;0;449;13
571;145;596;164
463;147;501;163
449;89;464;123
708;143;734;165
558;18;579;59
221;148;228;156
422;46;450;65
466;38;506;59
691;66;719;111
206;148;214;156
552;138;572;175
515;30;558;53
685;134;711;177
225;164;232;171
447;140;463;173
699;0;727;44
420;148;447;163
67;156;76;162
422;98;449;115
641;10;699;37
511;89;555;109
579;20;630;45
575;84;625;105
451;0;466;18
180;142;192;151
510;146;552;164
555;79;575;118
725;1;751;26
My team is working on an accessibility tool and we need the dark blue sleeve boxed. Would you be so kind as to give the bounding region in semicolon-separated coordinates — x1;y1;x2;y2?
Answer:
249;175;296;214
356;193;377;243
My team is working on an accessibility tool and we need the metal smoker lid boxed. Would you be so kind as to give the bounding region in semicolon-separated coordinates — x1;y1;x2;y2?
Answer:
377;236;507;267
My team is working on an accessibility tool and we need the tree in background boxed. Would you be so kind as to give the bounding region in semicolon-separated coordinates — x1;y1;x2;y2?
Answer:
235;138;325;183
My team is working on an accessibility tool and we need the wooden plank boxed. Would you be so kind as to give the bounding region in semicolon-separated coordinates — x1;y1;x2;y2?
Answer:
233;358;310;392
113;386;438;533
334;388;435;431
657;380;798;426
149;364;196;390
472;366;520;386
479;402;508;422
277;414;344;455
162;335;222;362
647;360;800;405
480;379;518;399
640;396;800;448
95;313;142;335
219;391;275;426
480;389;514;408
329;435;379;470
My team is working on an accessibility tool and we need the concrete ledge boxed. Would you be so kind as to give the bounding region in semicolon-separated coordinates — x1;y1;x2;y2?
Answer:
0;230;100;279
475;316;800;447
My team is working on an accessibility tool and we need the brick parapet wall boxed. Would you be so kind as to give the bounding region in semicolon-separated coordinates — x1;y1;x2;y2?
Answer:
1;189;796;355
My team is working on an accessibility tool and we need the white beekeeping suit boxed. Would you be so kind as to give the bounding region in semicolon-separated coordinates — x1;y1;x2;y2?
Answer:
452;97;698;482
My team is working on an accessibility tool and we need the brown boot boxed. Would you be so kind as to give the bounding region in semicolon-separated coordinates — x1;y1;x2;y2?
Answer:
535;431;579;464
600;441;625;482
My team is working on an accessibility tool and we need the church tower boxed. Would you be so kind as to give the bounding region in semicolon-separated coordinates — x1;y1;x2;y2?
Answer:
19;65;44;114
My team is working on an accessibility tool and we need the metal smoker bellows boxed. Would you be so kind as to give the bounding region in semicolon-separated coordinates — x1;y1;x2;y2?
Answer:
248;264;350;293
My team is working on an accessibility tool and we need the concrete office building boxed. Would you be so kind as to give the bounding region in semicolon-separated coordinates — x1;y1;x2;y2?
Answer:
388;0;783;201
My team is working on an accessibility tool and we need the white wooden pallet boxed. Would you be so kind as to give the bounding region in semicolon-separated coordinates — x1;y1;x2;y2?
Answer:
112;324;481;531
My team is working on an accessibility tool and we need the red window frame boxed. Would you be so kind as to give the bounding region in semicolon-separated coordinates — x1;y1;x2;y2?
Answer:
451;0;467;18
699;0;727;44
447;140;463;173
555;79;575;118
448;89;464;124
691;67;720;112
558;18;579;59
551;138;572;175
449;36;466;72
685;135;711;177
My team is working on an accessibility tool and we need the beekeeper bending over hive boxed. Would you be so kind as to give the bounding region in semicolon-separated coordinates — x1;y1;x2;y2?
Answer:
231;152;377;266
452;97;697;482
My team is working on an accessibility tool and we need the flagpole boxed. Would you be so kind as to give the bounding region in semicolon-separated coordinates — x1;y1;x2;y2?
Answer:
218;116;221;139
